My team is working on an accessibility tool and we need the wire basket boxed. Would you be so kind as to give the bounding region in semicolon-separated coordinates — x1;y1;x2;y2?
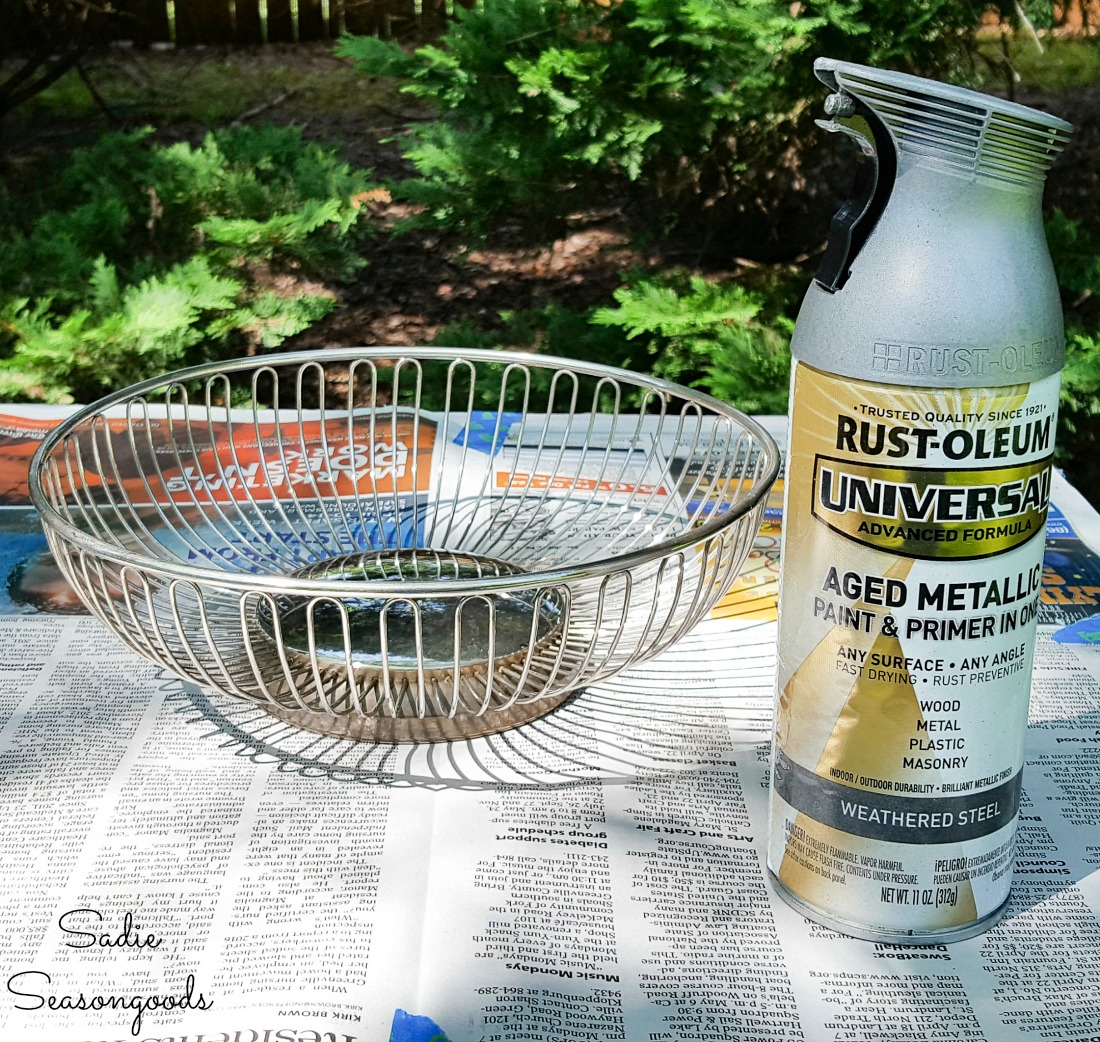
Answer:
29;349;780;743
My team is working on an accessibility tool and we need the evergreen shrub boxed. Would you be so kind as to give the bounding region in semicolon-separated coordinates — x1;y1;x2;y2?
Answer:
1046;211;1100;445
0;125;377;403
339;0;980;238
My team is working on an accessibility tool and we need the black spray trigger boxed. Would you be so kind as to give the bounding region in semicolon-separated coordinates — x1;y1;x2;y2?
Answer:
813;90;897;292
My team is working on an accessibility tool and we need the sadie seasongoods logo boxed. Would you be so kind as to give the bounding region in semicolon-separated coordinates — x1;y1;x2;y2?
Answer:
5;907;213;1037
811;412;1053;560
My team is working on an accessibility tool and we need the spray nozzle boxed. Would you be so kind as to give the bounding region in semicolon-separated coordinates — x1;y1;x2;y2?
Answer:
822;92;856;119
811;58;1072;293
813;83;897;293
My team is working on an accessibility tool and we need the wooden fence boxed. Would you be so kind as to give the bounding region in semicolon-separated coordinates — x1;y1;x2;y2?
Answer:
1057;0;1100;32
13;0;474;49
10;0;1100;50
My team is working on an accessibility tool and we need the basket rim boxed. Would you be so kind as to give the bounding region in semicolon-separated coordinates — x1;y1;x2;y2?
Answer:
28;347;781;595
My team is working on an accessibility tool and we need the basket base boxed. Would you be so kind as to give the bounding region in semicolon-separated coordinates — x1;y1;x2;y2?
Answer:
260;688;575;743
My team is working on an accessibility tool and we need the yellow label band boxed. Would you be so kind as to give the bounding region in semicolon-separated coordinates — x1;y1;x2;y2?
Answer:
811;454;1052;559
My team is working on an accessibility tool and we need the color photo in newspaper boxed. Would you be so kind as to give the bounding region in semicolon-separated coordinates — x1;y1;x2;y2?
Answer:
2;405;763;616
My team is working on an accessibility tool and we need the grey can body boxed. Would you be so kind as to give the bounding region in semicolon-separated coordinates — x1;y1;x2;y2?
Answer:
768;59;1071;942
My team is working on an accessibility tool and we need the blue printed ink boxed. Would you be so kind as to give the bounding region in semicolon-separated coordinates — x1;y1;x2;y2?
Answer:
454;411;521;455
390;1009;451;1042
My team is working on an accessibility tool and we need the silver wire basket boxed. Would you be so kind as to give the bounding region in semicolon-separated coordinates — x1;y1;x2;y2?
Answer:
29;349;780;743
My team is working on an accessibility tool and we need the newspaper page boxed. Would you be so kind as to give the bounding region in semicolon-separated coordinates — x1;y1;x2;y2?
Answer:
2;407;1099;1042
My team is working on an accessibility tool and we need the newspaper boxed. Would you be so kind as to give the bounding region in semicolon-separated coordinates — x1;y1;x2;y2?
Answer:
2;405;1099;1042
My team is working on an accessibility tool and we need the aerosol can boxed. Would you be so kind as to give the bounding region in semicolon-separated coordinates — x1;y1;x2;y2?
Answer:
768;58;1072;942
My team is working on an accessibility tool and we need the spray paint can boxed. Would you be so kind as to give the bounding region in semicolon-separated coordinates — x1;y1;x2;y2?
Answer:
768;59;1072;942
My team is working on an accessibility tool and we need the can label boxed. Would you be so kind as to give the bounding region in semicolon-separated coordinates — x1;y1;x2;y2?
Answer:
769;362;1059;935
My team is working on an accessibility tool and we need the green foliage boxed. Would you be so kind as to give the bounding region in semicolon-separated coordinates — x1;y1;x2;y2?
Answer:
427;268;797;415
1047;209;1100;303
4;125;370;297
1046;211;1100;442
1062;330;1100;435
439;302;630;361
339;0;980;235
596;275;762;341
0;125;377;403
0;257;239;402
593;270;795;414
429;302;639;409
